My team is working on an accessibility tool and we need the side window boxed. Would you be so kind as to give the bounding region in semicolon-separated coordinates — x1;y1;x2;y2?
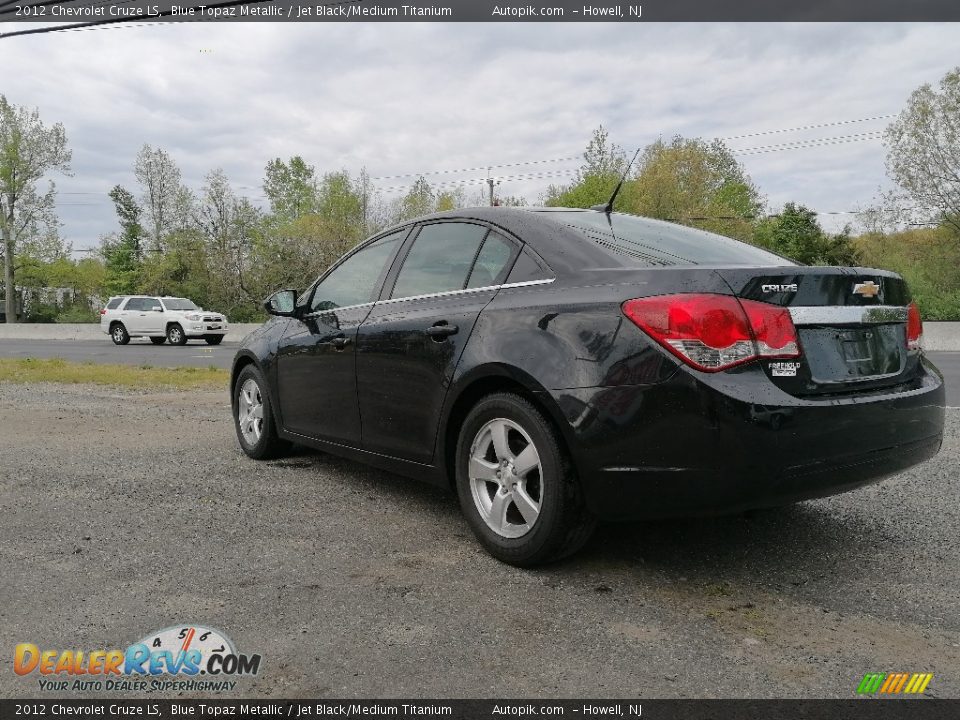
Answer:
106;298;122;310
506;248;553;284
391;223;488;299
466;231;516;289
310;232;404;312
146;298;161;311
124;298;142;311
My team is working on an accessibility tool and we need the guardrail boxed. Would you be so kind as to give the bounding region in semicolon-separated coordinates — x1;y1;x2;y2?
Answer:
0;323;264;343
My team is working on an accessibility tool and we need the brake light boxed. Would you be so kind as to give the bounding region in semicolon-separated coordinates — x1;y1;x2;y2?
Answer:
99;309;107;315
622;293;800;372
906;302;923;351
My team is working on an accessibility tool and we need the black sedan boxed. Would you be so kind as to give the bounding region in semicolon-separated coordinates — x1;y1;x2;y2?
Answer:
231;207;945;566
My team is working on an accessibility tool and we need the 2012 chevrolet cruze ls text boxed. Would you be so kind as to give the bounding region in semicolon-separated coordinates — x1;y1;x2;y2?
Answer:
231;207;945;565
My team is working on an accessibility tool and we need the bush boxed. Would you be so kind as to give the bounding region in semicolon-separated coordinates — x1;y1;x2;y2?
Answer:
23;303;58;323
56;304;100;323
856;226;960;321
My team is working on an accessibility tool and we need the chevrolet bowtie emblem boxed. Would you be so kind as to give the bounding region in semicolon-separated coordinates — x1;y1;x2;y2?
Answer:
853;280;881;298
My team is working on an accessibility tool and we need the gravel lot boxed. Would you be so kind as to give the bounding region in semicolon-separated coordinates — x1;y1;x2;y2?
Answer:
1;382;958;699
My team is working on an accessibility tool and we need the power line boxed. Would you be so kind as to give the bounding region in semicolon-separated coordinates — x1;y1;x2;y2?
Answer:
720;114;895;141
733;131;884;156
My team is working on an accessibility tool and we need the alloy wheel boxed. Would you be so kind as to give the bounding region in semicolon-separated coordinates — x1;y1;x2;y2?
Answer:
468;418;544;539
238;378;265;445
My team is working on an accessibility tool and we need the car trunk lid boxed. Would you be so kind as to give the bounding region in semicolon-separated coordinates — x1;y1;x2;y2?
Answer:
715;266;919;396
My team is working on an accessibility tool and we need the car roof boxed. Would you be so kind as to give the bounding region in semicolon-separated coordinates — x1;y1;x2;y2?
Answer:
393;206;622;275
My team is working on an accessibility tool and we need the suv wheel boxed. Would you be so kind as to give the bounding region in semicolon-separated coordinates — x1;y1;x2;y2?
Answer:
204;335;224;345
150;336;166;345
455;393;595;566
110;323;130;345
233;365;288;460
167;324;187;345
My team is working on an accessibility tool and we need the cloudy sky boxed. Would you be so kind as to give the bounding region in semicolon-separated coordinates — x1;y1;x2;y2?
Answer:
1;21;957;251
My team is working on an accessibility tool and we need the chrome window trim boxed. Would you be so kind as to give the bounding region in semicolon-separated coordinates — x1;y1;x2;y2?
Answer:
300;279;556;315
379;277;555;306
788;305;908;325
501;278;555;289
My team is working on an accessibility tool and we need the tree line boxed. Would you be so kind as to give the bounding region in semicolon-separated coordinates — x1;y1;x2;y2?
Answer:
1;66;959;322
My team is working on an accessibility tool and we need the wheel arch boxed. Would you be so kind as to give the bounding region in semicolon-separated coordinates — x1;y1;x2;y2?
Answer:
438;364;577;490
230;351;261;410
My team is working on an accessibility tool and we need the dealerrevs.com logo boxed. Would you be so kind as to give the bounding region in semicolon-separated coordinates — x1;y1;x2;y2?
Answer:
14;625;262;692
857;672;934;695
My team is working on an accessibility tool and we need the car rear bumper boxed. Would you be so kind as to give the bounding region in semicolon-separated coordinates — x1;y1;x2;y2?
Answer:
548;357;945;520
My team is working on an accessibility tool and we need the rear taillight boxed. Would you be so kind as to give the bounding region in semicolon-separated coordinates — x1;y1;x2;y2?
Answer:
906;302;923;351
99;309;107;315
622;293;800;372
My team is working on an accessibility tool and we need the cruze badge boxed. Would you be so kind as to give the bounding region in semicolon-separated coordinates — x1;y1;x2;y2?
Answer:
761;283;798;293
853;280;880;297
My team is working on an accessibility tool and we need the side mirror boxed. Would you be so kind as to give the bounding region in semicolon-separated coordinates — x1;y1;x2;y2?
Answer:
151;306;163;312
264;289;298;317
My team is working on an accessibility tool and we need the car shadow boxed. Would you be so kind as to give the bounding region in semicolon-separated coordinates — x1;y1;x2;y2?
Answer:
272;444;914;590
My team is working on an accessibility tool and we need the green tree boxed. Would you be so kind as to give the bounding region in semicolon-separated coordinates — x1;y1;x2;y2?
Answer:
99;185;145;295
755;203;860;266
0;96;72;322
395;176;436;221
885;67;960;234
263;156;318;221
544;125;626;209
134;144;188;253
625;136;762;240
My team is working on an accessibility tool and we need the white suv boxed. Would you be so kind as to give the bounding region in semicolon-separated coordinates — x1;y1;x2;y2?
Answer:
100;296;229;346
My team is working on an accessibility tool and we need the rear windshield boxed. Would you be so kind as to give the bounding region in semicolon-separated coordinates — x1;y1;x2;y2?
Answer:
162;298;198;311
547;211;793;267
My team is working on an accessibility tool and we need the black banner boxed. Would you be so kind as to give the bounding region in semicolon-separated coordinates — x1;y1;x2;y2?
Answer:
2;0;960;25
1;700;958;720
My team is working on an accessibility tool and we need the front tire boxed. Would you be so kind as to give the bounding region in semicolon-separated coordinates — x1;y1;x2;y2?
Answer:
455;393;595;566
233;365;288;460
110;323;130;345
150;336;166;345
167;323;187;345
204;335;224;345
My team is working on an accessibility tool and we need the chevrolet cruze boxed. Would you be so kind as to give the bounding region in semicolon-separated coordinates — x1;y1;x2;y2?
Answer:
231;207;945;566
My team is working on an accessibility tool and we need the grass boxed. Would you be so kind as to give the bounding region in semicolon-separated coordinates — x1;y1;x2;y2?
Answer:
0;358;229;390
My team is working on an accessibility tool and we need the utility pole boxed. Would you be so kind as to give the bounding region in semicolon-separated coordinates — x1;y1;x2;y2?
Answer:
486;169;500;207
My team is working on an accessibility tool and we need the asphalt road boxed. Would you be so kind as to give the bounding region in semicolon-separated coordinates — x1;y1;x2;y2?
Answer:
0;339;957;406
0;338;235;370
1;381;958;699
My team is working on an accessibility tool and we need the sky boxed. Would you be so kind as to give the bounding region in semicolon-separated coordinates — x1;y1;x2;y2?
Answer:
1;21;958;251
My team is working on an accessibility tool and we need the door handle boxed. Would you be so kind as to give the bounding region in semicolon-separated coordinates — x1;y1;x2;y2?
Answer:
425;322;459;339
330;335;352;349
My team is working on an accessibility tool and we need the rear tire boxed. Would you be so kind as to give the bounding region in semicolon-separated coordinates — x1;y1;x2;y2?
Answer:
233;365;288;460
167;324;187;345
150;336;166;345
455;392;595;566
204;335;224;345
110;323;130;346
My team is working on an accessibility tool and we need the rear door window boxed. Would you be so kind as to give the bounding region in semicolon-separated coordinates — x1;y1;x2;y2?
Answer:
466;231;516;289
124;298;143;311
391;222;489;299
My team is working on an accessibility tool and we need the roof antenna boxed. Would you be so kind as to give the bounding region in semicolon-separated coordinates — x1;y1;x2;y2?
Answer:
591;147;641;214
